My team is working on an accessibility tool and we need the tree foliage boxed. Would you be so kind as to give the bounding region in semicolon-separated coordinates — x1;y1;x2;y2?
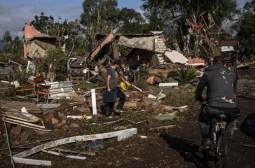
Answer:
117;7;149;34
40;48;69;81
232;1;255;60
29;12;56;36
141;0;239;55
27;13;86;55
1;31;23;57
80;0;120;34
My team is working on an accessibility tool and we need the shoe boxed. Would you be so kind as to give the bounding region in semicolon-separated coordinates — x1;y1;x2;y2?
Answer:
116;109;124;113
199;138;212;153
106;110;112;117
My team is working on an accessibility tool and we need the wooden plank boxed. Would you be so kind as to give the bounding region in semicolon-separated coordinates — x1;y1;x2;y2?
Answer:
149;125;175;130
13;158;51;166
3;118;52;132
51;148;95;156
104;118;124;125
159;83;178;87
37;104;61;109
42;150;87;160
13;128;137;166
123;102;137;108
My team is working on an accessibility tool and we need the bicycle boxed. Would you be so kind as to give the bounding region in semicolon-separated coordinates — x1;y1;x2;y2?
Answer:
202;110;229;168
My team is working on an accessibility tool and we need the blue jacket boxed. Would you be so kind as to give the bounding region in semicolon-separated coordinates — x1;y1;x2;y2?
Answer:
195;64;237;108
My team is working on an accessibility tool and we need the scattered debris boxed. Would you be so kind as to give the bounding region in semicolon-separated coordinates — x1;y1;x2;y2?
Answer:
149;125;176;130
154;114;175;121
128;120;147;125
140;136;147;139
104;118;124;125
13;128;137;166
42;149;87;160
159;83;179;87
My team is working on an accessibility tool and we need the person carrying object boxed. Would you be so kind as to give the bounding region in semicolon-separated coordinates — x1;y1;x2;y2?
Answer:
106;60;126;116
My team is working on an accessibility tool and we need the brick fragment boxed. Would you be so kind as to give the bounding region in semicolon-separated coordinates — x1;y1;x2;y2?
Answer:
55;123;64;128
136;102;144;111
54;129;61;133
70;123;79;128
44;113;54;122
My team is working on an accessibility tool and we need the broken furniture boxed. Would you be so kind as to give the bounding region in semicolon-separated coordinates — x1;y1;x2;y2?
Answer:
45;81;74;99
15;84;36;97
69;64;86;84
37;84;51;104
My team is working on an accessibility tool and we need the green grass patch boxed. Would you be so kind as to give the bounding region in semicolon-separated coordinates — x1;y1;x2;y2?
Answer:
162;90;196;107
73;82;99;91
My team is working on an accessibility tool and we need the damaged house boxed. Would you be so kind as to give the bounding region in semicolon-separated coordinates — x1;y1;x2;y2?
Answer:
23;24;65;74
69;31;188;83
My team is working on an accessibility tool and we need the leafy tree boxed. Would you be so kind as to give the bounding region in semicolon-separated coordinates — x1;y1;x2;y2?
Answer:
141;0;239;56
40;48;69;81
140;0;170;31
117;7;149;34
231;9;255;61
27;13;87;55
80;0;120;34
65;19;87;55
1;31;23;57
243;0;255;12
29;12;56;36
80;0;120;51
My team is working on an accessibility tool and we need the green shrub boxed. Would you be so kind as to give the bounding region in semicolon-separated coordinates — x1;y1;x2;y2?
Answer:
174;65;199;85
40;48;69;81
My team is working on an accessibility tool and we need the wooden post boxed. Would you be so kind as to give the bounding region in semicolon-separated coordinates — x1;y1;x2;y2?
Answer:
91;89;97;115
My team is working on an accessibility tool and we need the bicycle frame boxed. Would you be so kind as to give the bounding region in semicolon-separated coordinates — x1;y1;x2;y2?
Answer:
211;118;227;149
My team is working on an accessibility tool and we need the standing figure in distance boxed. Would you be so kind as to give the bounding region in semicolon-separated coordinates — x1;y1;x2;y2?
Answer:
106;60;126;116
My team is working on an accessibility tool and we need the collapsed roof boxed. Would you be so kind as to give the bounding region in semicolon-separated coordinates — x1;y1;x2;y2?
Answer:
23;24;60;59
75;31;187;67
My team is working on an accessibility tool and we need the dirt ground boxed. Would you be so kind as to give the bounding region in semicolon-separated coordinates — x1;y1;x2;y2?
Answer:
86;98;255;168
0;69;255;168
83;69;255;168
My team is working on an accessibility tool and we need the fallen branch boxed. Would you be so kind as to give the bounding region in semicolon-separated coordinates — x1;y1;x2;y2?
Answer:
128;120;147;125
243;144;255;149
104;118;124;125
149;125;175;131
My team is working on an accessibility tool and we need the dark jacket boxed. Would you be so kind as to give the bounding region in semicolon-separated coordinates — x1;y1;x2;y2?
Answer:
195;64;237;108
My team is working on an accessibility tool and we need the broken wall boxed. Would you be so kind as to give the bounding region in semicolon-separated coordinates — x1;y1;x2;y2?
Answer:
117;36;155;51
126;49;157;67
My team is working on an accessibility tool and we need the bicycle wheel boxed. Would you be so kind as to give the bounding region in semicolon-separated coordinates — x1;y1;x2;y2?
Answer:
215;129;228;168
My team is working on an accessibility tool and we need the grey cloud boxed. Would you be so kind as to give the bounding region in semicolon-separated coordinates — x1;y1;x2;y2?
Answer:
0;2;47;40
58;5;83;21
0;1;84;45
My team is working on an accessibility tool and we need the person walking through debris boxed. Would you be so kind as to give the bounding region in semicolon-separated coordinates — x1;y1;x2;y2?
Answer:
195;56;240;152
106;60;126;117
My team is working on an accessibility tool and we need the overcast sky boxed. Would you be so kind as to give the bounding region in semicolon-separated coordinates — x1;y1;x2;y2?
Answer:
0;0;252;49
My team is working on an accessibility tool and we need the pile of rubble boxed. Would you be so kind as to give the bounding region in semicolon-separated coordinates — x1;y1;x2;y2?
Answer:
0;82;189;166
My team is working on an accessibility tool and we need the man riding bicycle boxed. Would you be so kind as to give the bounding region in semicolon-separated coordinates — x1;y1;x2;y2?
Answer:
195;56;240;152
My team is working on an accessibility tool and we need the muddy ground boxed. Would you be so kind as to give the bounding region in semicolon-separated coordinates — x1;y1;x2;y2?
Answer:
0;69;255;168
